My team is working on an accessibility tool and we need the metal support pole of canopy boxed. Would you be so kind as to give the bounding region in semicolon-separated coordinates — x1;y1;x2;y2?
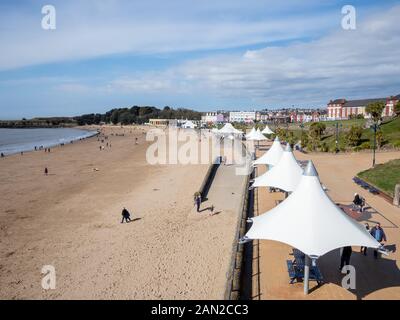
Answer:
304;255;310;295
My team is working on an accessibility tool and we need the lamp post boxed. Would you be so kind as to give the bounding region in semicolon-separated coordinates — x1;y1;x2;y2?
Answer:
335;123;342;153
372;120;381;167
300;123;304;150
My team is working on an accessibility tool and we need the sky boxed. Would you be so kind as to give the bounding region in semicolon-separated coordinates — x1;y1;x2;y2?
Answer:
0;0;399;119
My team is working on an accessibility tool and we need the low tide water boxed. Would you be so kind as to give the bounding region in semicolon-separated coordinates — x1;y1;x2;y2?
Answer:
0;128;97;155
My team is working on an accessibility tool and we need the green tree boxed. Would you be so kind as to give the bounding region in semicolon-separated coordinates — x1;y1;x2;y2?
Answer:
307;122;326;151
110;110;120;124
287;131;296;147
394;101;400;117
275;127;288;141
309;122;326;141
345;125;363;147
366;101;385;123
119;111;134;125
300;131;308;148
376;130;384;149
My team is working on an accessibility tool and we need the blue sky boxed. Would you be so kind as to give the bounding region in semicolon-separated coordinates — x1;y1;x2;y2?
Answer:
0;0;399;119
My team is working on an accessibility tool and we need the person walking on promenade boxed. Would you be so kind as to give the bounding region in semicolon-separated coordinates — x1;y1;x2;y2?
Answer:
44;167;48;176
353;193;365;212
121;207;132;223
360;223;370;255
370;223;387;259
340;246;352;272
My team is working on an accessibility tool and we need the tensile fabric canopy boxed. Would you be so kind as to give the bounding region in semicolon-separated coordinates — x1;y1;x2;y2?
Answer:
246;160;381;257
252;144;303;192
253;136;283;166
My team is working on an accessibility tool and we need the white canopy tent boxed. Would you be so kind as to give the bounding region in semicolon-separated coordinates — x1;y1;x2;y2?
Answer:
262;125;274;135
245;127;256;139
244;160;382;294
218;123;243;135
252;144;303;192
253;136;283;167
247;128;267;141
181;120;197;129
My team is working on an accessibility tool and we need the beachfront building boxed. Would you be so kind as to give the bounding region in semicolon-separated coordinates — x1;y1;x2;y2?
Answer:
229;111;257;123
327;94;399;120
258;113;270;123
149;119;170;126
290;111;322;123
201;112;225;125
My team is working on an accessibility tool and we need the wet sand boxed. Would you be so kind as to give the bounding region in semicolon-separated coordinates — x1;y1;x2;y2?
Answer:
0;125;240;299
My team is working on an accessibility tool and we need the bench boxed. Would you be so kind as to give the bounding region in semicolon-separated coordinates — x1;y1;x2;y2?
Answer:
369;187;380;195
286;259;324;285
286;260;303;284
353;176;381;195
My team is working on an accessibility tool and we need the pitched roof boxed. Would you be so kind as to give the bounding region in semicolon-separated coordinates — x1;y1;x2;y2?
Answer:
343;98;385;108
328;99;346;105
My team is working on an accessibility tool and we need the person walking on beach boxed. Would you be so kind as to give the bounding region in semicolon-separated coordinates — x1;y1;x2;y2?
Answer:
121;207;132;223
44;167;48;176
1;152;4;158
360;223;370;256
339;246;352;272
370;223;387;259
194;192;202;212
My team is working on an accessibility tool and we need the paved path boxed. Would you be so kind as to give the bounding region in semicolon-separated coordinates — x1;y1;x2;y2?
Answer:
252;147;400;300
190;141;250;218
186;141;250;298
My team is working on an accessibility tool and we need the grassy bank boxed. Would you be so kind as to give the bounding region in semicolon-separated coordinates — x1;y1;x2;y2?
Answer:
358;159;400;197
311;116;400;152
361;117;400;148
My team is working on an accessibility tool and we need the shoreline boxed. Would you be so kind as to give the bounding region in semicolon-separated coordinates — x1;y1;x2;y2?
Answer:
0;127;99;156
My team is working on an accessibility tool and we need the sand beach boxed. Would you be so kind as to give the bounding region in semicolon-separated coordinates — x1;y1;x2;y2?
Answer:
0;125;244;299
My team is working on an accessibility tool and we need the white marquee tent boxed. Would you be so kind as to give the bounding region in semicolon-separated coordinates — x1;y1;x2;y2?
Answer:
245;127;256;139
252;144;303;192
181;120;197;129
218;123;243;135
244;160;381;293
253;136;283;166
247;128;267;141
262;125;274;135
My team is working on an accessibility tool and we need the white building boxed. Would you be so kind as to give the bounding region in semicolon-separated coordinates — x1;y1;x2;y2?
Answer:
229;111;256;123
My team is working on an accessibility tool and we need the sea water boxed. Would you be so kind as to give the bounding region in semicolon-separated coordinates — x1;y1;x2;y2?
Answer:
0;128;97;155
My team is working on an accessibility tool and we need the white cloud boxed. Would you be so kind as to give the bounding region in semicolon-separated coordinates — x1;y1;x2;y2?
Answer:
0;0;335;70
104;4;400;107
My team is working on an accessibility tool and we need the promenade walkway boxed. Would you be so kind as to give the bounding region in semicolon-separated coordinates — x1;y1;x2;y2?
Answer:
251;146;400;300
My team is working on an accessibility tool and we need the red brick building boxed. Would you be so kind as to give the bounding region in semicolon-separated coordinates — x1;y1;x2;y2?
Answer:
327;94;399;120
